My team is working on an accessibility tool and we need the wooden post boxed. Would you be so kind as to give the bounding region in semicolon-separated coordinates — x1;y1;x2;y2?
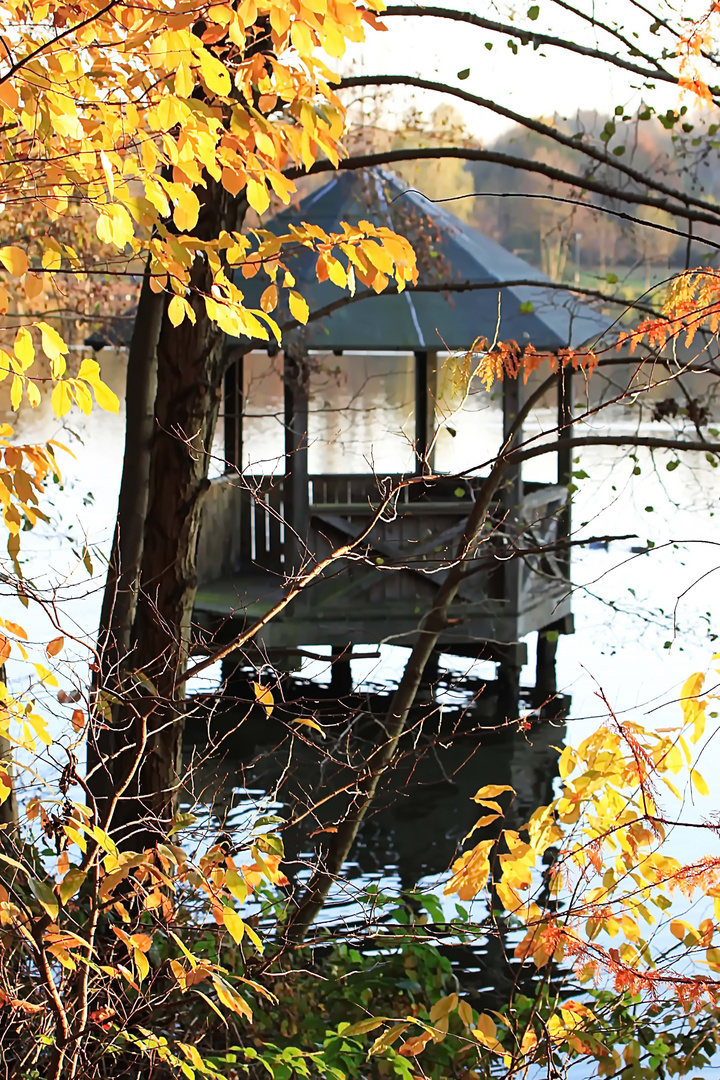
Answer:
330;645;353;696
557;367;573;577
284;345;309;574
414;350;428;474
414;350;438;474
223;351;244;473
502;375;524;620
535;630;558;701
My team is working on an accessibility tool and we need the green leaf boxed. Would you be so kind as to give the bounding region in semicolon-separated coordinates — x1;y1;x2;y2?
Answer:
30;878;59;921
457;68;470;80
344;1018;391;1036
519;300;534;314
666;460;679;472
605;272;618;284
527;4;539;18
60;868;86;905
169;812;198;835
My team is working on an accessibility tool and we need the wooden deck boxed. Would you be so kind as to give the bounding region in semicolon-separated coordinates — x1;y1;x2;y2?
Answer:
194;472;572;653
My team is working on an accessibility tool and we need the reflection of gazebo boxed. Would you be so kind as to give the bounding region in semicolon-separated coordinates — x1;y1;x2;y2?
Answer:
195;170;612;690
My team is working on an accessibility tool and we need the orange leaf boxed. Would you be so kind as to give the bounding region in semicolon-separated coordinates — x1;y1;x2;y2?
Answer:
46;636;64;657
399;1031;433;1057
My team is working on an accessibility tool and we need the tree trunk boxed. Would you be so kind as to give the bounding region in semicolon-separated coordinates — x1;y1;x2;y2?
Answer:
87;259;163;821
90;184;247;843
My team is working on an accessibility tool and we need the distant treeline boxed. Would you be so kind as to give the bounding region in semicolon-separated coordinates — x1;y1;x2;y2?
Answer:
359;104;720;286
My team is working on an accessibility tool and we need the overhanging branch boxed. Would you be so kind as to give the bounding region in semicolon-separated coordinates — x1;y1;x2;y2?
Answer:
381;5;683;92
337;75;719;220
288;147;720;234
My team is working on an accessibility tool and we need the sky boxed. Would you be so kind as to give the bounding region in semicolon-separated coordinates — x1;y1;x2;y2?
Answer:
340;0;712;143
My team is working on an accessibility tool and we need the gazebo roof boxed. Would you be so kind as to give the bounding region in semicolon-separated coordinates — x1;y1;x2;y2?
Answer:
237;169;614;353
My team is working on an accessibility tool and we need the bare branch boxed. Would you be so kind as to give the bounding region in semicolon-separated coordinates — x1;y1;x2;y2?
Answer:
338;75;720;219
382;6;684;91
289;147;720;234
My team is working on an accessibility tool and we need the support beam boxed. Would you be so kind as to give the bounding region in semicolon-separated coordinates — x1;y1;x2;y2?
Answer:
284;345;310;574
414;350;438;474
535;630;558;701
223;351;244;473
330;645;353;696
414;350;428;474
557;367;573;577
502;375;524;618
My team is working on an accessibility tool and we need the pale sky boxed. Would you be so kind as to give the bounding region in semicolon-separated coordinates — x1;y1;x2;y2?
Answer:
341;0;713;143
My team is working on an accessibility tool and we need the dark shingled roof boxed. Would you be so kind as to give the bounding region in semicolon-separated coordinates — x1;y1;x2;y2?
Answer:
236;169;614;352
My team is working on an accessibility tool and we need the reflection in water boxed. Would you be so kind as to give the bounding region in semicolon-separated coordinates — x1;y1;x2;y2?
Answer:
184;669;565;1005
185;669;564;897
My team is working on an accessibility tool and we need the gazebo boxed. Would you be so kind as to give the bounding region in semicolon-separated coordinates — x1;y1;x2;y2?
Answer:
194;170;612;692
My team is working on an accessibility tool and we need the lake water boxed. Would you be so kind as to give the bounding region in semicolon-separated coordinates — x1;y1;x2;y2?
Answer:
5;346;720;913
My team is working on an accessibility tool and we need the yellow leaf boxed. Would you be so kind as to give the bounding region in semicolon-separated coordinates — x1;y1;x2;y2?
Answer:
14;327;34;369
78;368;119;414
288;291;309;324
473;1013;501;1051
223;907;245;944
213;976;252;1020
168;295;187;327
253;682;274;716
24;273;43;300
429;993;458;1022
173;188;200;232
292;717;326;737
691;769;709;796
0;246;29;276
51;382;73;418
472;784;514;802
260;284;278;312
243;920;264;954
225;869;248;904
0;770;12;804
134;947;149;982
99;149;115;196
197;49;231;95
291;19;315;55
246;176;269;215
37;322;68;366
41;248;62;272
175;61;195;97
33;663;58;688
10;376;22;411
458;1000;474;1026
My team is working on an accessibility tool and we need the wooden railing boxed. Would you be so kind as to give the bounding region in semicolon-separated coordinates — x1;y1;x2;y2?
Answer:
197;473;569;617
